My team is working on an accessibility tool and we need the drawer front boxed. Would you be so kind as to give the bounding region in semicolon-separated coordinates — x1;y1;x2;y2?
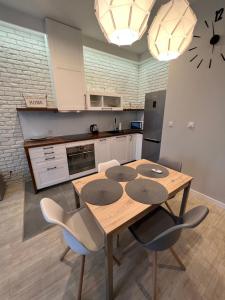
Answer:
29;144;67;162
33;159;69;189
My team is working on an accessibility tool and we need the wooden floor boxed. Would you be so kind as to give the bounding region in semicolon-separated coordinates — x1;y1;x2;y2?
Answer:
1;182;225;300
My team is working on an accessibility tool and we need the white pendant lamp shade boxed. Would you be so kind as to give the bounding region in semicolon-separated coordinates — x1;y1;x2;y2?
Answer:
95;0;155;46
148;0;197;61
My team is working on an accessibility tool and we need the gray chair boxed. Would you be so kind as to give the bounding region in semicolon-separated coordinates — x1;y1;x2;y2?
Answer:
129;205;209;300
158;156;182;214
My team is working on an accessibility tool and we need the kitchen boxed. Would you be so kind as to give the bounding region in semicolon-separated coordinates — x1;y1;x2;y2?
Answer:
1;0;225;300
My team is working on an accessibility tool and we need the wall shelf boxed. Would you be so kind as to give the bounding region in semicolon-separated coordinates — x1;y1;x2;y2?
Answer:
17;107;58;112
16;107;144;112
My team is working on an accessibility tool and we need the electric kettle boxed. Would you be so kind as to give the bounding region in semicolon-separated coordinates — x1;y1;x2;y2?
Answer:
90;124;99;133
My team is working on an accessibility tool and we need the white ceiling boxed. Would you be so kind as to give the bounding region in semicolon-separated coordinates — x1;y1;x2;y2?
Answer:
0;0;197;55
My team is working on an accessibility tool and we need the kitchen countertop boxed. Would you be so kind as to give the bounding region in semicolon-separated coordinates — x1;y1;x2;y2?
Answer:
24;129;143;149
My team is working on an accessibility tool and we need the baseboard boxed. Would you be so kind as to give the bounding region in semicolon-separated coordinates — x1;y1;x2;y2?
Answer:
190;188;225;210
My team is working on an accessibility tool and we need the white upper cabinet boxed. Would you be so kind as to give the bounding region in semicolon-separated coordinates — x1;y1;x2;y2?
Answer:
46;18;86;111
87;92;123;111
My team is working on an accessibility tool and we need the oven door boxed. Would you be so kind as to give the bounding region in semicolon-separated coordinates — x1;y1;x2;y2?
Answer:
66;144;96;176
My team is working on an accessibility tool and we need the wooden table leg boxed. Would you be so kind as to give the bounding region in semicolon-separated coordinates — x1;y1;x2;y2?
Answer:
105;233;114;300
179;182;191;217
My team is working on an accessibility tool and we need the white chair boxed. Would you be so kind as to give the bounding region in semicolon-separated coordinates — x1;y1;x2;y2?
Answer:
40;198;119;299
98;159;120;173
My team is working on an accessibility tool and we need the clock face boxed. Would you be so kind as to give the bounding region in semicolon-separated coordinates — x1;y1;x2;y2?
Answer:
189;7;225;69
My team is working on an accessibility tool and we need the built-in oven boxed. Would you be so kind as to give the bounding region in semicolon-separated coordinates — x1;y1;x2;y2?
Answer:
66;143;96;177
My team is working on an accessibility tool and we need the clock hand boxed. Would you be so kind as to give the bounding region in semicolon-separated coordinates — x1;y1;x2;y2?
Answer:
212;21;215;36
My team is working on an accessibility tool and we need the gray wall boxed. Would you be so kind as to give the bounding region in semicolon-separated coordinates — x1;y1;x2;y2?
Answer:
160;0;225;203
18;111;137;139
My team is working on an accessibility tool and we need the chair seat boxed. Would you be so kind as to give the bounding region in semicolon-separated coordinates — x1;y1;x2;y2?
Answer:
129;207;176;245
65;208;104;252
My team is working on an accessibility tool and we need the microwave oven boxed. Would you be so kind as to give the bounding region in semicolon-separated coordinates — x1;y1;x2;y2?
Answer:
130;121;144;130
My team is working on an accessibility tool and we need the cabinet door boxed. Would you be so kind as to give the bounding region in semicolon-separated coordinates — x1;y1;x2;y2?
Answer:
46;18;86;111
127;134;137;162
95;138;111;167
110;136;128;164
33;158;69;189
135;134;143;160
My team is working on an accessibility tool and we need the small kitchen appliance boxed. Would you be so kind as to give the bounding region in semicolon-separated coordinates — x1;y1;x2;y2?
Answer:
130;121;144;130
90;124;99;133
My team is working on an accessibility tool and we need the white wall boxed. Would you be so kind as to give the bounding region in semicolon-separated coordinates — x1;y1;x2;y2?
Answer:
161;0;225;203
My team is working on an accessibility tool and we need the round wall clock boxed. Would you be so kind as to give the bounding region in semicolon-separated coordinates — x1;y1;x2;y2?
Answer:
188;7;225;69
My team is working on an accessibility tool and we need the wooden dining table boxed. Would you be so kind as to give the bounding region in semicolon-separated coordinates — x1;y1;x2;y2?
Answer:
72;159;193;300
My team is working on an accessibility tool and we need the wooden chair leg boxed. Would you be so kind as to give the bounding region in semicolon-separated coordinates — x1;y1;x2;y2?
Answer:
152;251;157;300
113;255;121;266
77;255;85;300
169;247;186;271
60;246;70;261
165;201;175;215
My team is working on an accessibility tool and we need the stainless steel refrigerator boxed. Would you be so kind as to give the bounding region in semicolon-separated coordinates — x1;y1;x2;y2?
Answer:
142;90;166;162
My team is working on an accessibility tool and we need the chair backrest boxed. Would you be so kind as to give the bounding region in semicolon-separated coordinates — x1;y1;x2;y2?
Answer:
40;198;89;255
158;156;182;172
145;206;209;251
98;159;120;173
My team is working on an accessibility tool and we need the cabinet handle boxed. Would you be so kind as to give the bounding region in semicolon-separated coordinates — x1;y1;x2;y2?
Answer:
47;166;57;171
102;107;112;110
43;146;54;150
45;156;55;160
44;151;54;155
84;94;87;109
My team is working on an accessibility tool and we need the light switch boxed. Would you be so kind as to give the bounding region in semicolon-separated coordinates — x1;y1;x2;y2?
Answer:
187;121;195;129
168;121;174;127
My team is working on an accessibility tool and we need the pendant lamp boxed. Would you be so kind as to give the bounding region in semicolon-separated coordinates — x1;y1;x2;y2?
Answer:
95;0;155;46
148;0;197;61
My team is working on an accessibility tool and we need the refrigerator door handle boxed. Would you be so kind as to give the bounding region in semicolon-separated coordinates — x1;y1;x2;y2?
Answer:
144;138;161;143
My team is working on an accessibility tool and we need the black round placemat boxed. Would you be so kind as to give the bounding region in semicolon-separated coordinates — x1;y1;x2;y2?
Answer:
125;178;168;205
80;179;123;206
137;163;169;178
105;165;138;182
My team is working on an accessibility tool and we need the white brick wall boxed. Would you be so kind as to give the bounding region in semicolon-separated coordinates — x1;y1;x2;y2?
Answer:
84;47;169;108
138;58;169;103
0;22;169;183
83;47;140;108
0;22;54;182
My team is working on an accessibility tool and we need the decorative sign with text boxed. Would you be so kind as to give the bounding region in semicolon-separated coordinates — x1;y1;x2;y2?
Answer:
23;94;47;108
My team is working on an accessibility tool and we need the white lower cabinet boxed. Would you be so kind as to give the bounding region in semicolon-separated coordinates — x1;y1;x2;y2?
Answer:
33;158;69;189
29;133;143;190
95;138;111;166
110;135;129;164
29;144;69;189
135;134;143;160
127;134;137;162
